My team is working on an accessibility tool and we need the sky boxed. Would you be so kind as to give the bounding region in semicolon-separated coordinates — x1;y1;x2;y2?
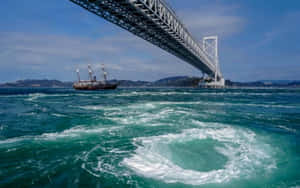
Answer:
0;0;300;82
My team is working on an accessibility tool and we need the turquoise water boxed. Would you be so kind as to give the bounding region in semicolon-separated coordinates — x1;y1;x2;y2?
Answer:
0;88;299;187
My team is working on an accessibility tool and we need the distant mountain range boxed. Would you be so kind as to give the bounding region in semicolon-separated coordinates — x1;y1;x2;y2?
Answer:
0;79;73;88
0;76;201;88
0;78;299;88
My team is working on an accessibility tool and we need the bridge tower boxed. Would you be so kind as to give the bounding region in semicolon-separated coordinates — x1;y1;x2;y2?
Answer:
202;36;225;87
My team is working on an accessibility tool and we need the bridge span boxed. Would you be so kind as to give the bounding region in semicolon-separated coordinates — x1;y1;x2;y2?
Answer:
70;0;224;84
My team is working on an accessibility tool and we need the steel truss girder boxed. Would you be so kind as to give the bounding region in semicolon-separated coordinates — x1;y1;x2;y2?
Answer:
70;0;222;78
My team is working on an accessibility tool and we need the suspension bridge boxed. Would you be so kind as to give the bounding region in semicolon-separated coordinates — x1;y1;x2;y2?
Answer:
69;0;225;87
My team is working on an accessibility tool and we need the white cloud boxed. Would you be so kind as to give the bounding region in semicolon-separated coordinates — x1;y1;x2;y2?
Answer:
0;31;200;82
177;5;244;39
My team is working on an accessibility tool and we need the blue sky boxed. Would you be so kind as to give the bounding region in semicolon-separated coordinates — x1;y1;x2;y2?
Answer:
0;0;300;82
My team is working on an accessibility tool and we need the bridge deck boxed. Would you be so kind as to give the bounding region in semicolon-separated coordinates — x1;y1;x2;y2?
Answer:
70;0;221;78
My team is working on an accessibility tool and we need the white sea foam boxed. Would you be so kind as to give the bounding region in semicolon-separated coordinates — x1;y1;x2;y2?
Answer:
109;113;161;125
119;100;297;110
52;113;67;117
81;145;123;178
25;93;47;101
25;93;71;101
83;102;157;112
277;125;297;133
6;148;17;152
80;100;269;115
123;125;276;185
128;102;157;109
79;105;103;111
0;126;121;145
107;106;184;126
39;126;120;140
0;136;27;145
22;112;37;116
159;100;296;109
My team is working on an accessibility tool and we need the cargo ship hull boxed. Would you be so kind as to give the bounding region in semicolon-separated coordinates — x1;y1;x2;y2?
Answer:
73;82;118;90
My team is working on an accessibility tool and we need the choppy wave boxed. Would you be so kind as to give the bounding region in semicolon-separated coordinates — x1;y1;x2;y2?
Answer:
25;93;47;101
79;105;104;111
277;125;297;133
112;91;300;97
25;93;73;101
153;101;297;109
123;124;276;185
39;126;109;140
51;113;67;117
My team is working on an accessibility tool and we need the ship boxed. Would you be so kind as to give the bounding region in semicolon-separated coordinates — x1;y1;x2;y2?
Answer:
73;64;118;90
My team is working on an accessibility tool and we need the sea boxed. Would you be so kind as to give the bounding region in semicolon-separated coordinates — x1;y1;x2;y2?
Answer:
0;87;299;188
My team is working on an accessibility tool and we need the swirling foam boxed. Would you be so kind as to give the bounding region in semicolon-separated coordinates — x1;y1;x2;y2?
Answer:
123;125;276;185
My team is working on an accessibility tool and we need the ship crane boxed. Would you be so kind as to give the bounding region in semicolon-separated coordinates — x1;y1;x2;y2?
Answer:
88;64;95;81
101;64;107;84
76;68;81;82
